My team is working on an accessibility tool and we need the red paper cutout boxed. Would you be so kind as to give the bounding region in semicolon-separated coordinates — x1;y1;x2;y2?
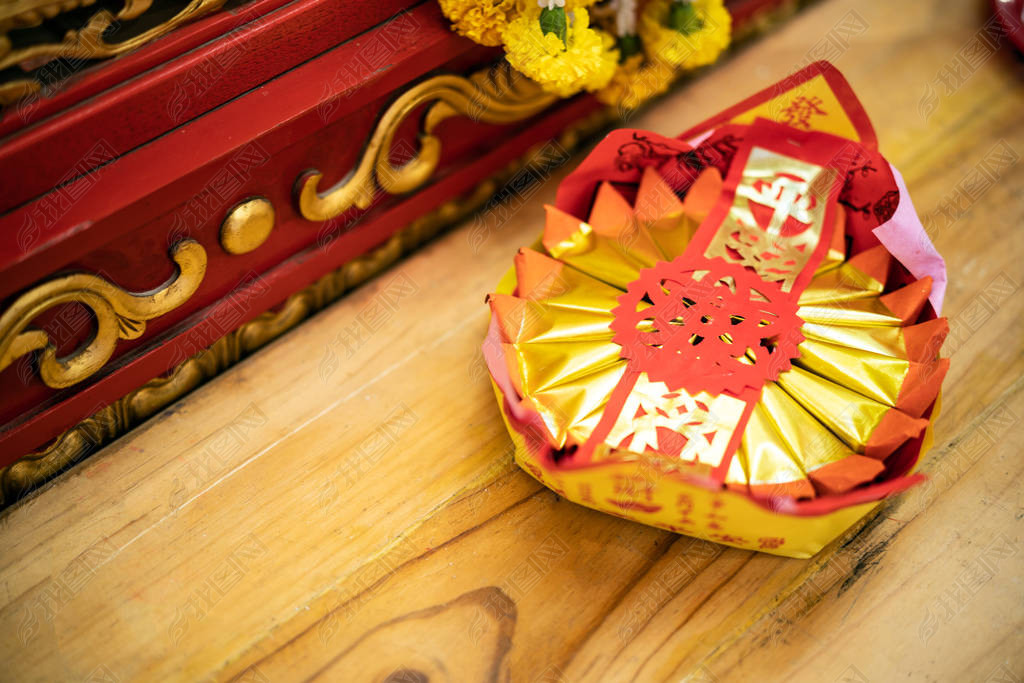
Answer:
610;258;804;396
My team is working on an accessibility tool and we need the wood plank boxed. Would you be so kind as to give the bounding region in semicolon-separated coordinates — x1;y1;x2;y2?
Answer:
1;0;1022;680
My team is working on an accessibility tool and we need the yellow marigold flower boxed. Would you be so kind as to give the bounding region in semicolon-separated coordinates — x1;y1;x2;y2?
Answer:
502;7;619;98
596;53;677;109
639;0;731;70
438;0;519;47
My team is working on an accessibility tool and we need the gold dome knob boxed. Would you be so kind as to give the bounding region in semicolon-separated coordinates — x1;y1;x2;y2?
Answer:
220;197;275;255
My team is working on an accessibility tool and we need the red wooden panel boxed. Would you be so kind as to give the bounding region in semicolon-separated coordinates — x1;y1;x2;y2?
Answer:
0;45;510;430
0;0;423;212
0;2;469;302
0;94;601;462
0;0;290;137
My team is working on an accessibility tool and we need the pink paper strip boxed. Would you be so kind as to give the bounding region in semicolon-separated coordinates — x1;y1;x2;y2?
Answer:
873;164;947;314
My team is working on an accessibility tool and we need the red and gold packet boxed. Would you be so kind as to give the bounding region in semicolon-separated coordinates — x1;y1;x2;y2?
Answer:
483;62;948;558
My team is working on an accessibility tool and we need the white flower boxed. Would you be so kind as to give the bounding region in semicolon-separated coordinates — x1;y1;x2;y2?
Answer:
614;0;637;35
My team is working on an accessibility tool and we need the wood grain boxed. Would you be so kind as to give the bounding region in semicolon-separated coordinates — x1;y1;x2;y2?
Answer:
1;0;1022;680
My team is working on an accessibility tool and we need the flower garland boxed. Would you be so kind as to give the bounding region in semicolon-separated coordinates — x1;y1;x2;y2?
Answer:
438;0;519;46
638;0;731;70
504;6;619;97
437;0;732;109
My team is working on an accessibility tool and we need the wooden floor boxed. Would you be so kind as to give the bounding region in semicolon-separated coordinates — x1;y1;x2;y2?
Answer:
2;0;1023;680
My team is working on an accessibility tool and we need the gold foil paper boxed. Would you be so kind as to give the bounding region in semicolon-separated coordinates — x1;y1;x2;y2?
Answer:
799;246;890;306
704;147;834;292
801;321;909;358
798;296;906;327
602;372;748;469
740;400;814;498
795;339;910;407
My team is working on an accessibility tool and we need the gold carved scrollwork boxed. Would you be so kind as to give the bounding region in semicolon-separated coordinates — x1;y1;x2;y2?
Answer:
0;0;228;107
297;63;558;221
0;239;207;389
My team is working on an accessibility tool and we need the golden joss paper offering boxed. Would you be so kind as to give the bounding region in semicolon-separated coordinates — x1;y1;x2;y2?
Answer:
483;62;949;558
